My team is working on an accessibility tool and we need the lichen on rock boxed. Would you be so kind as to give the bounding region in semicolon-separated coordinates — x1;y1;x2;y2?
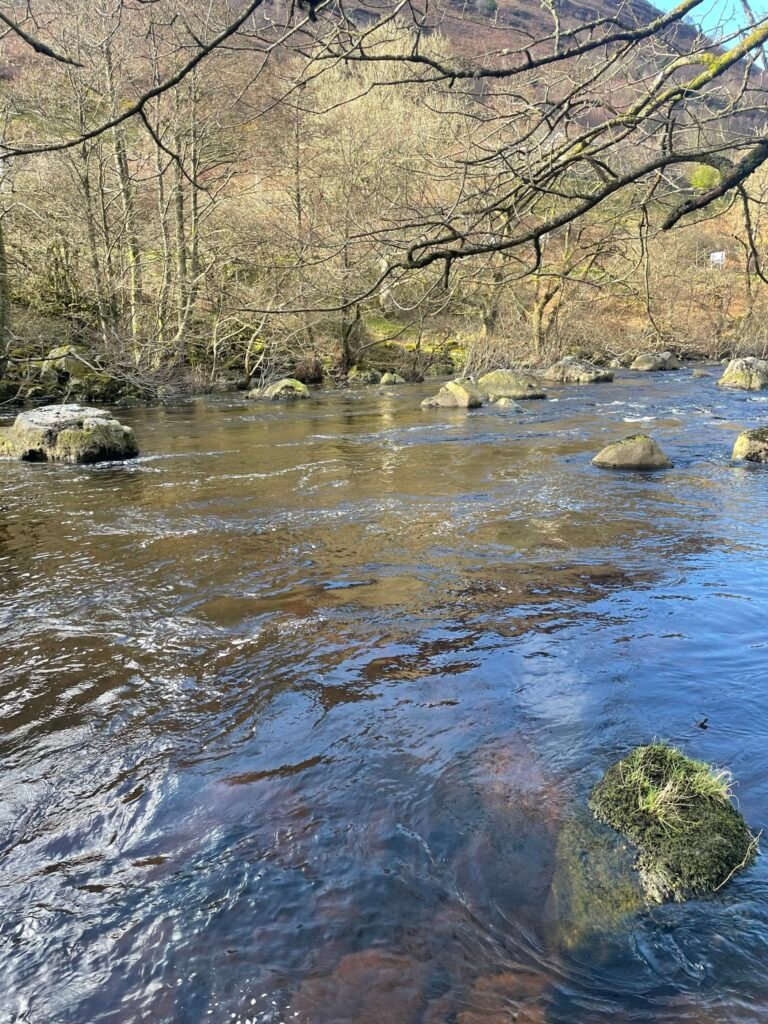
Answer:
592;433;672;471
589;744;758;903
732;426;768;462
0;404;138;463
717;357;768;391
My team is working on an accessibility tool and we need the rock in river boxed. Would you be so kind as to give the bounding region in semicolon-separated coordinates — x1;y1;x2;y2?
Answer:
251;378;310;400
592;433;672;471
347;367;381;385
631;351;680;371
477;369;546;400
0;404;138;463
732;426;768;462
590;743;757;902
380;372;406;385
543;356;614;384
421;378;484;409
717;357;768;391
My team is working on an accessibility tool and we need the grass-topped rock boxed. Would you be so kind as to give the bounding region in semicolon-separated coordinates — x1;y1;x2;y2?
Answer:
590;744;757;902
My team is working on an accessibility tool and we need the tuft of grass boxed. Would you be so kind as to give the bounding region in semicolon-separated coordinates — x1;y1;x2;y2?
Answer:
590;743;757;902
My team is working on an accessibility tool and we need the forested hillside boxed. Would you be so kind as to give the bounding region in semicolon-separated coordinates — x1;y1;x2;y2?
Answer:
0;0;766;401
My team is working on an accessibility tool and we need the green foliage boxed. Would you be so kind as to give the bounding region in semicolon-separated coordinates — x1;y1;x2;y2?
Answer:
690;164;721;190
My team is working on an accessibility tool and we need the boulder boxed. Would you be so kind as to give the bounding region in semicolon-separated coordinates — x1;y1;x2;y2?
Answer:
40;344;86;382
379;372;405;386
631;351;680;371
251;378;310;401
732;426;768;462
421;378;484;409
590;743;757;902
444;378;484;408
592;433;672;471
608;357;625;369
348;367;382;385
543;356;613;384
477;369;546;401
0;404;138;463
494;397;524;411
717;357;768;391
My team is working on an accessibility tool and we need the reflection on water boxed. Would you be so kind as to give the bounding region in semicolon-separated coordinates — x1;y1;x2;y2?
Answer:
2;370;768;1023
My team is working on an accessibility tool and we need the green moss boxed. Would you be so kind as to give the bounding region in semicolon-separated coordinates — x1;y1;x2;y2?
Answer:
589;744;757;902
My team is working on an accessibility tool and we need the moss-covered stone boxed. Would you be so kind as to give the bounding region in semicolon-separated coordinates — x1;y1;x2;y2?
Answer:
0;404;138;463
348;366;382;385
717;357;768;391
380;372;405;385
477;369;546;401
732;426;768;462
592;433;672;471
590;744;757;903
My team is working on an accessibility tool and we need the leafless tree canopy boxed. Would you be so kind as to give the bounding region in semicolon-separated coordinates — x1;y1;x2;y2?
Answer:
0;0;767;390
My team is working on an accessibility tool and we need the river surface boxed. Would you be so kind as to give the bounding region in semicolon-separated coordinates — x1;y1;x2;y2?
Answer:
2;369;768;1024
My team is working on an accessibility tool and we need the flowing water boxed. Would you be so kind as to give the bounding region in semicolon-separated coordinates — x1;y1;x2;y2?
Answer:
2;369;768;1024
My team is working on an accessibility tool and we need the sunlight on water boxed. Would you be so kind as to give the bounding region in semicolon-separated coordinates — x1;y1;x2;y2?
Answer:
1;369;768;1023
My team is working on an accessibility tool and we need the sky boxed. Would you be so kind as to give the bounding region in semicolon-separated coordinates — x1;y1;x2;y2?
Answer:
654;0;768;36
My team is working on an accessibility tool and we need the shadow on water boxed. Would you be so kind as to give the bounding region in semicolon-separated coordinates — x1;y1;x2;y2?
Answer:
2;372;768;1022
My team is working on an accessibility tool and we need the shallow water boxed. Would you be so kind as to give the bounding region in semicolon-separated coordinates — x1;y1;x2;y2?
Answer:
2;369;768;1024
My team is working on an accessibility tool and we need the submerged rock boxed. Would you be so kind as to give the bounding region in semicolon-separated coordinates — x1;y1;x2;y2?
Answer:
251;378;310;401
717;357;768;391
592;433;672;471
590;744;757;903
543;356;613;384
0;404;138;463
631;351;680;372
732;426;768;462
692;369;712;379
380;372;406;385
477;369;546;401
421;378;484;409
545;811;645;950
495;396;524;410
347;367;381;385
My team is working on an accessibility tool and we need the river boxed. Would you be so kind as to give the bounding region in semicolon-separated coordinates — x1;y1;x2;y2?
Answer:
2;369;768;1024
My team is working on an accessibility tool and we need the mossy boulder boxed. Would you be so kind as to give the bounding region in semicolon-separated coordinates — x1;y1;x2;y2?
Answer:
0;404;138;464
40;345;85;382
732;426;768;462
348;367;382;385
477;369;546;401
543;356;614;384
380;372;406;385
717;357;768;391
590;744;757;903
251;378;310;401
592;433;672;471
631;352;680;372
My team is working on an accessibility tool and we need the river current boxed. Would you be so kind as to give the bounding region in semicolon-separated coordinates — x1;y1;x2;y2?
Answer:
2;369;768;1024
